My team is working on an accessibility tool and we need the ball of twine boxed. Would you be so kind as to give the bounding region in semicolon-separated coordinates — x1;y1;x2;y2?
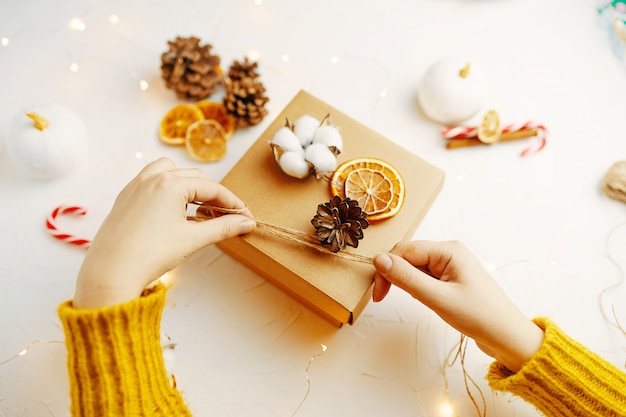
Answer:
602;161;626;204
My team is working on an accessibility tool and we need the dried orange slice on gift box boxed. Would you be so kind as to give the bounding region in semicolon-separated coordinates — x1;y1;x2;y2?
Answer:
195;100;236;140
330;157;405;221
159;103;205;145
185;119;227;162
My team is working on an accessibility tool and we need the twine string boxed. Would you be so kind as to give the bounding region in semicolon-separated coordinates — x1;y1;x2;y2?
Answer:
602;161;626;204
189;202;373;264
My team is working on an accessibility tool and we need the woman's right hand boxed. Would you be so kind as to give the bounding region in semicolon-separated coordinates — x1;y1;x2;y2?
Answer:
372;240;544;373
73;158;255;310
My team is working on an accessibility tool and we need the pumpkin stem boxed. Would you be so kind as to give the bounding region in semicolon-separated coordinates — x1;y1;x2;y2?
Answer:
25;112;49;131
459;62;471;78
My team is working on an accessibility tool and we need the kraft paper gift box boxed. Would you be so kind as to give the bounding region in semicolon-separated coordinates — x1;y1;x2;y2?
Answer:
217;90;444;327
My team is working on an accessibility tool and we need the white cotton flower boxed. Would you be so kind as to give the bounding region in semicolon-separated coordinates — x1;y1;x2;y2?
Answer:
270;113;344;180
305;143;338;177
271;126;304;155
312;125;343;154
293;115;320;147
278;151;311;179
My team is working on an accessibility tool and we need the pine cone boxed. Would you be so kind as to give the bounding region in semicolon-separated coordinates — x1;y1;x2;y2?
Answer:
311;196;369;253
227;57;260;81
161;36;222;100
223;58;269;128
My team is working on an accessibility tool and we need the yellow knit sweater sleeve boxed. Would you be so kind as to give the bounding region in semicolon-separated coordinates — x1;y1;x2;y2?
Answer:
487;317;626;417
58;284;192;417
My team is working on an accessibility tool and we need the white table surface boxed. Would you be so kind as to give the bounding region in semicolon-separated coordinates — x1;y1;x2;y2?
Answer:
1;1;626;416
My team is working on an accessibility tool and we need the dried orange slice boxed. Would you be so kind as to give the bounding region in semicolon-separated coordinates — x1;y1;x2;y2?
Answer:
160;103;205;145
330;157;405;221
185;119;227;162
345;168;393;215
195;100;236;140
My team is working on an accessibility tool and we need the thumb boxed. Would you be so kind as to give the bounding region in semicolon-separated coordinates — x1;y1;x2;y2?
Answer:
373;252;440;303
192;215;256;246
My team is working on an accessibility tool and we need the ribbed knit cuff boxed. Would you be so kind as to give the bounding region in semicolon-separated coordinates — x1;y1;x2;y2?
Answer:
487;317;626;417
58;284;192;417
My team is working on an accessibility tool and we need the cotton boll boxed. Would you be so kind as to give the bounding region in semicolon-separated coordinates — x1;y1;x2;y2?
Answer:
278;151;311;179
293;115;320;147
271;126;304;154
305;143;338;177
312;125;343;154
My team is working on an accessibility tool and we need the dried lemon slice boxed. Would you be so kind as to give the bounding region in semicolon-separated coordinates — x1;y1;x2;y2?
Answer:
477;109;501;144
330;157;405;221
160;103;205;145
195;100;236;140
185;120;227;162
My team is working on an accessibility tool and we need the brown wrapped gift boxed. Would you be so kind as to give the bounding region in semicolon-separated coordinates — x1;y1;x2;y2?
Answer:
217;90;445;327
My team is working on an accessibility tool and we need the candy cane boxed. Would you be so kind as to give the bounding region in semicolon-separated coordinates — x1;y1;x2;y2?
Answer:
441;125;478;139
515;123;547;157
46;205;91;248
441;121;547;157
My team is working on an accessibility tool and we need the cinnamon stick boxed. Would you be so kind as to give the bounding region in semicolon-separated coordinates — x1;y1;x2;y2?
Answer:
446;128;539;149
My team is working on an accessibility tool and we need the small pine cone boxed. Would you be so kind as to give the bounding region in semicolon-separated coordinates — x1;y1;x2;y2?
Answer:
161;36;222;100
228;57;260;81
311;196;369;253
223;58;269;128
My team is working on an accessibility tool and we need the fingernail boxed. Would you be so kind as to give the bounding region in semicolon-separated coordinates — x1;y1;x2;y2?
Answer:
239;220;256;235
373;253;392;274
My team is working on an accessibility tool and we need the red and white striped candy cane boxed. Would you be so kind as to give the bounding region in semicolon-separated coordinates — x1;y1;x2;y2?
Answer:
441;125;478;139
441;121;547;157
503;122;547;157
46;205;91;249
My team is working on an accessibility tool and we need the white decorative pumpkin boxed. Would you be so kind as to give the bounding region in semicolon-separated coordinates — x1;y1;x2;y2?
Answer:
5;103;88;180
417;56;487;125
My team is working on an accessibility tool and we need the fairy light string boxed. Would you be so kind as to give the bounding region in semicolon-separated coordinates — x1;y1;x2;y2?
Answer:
600;221;626;342
443;334;487;417
0;340;63;367
290;344;327;417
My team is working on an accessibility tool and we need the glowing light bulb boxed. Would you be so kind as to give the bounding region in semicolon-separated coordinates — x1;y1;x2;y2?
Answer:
109;14;120;24
157;272;173;286
247;49;260;61
439;400;454;417
69;17;86;32
139;79;149;90
1;37;9;47
281;54;290;63
70;63;79;72
331;56;339;64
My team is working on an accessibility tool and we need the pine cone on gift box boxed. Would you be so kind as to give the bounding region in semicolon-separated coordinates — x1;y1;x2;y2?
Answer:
311;196;369;253
223;58;269;128
161;36;223;100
